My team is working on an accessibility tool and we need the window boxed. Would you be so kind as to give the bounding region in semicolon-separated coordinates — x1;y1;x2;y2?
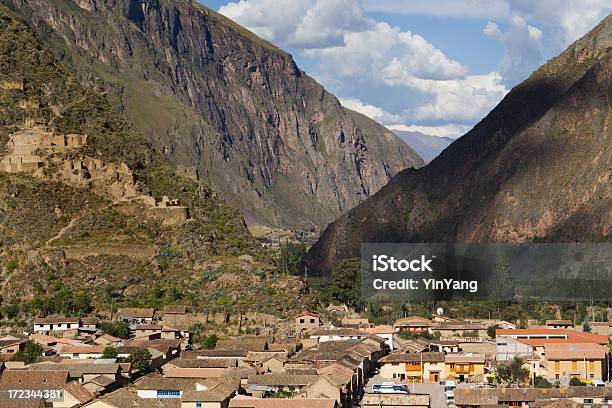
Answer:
299;319;304;324
196;403;202;408
310;318;315;323
584;399;593;404
555;374;560;380
157;390;181;398
590;373;594;378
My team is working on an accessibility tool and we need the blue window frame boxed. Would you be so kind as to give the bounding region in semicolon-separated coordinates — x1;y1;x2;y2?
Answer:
157;390;181;398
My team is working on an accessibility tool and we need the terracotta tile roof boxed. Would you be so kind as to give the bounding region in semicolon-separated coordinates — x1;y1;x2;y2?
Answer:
182;350;249;358
168;358;238;368
29;362;120;378
394;316;431;326
181;381;237;402
93;387;179;408
365;325;394;334
0;370;69;389
59;344;105;354
545;343;607;360
124;338;180;353
230;396;337;408
63;381;94;404
309;328;367;337
33;316;80;324
247;374;318;386
445;353;486;363
294;312;320;319
244;351;287;363
380;351;445;363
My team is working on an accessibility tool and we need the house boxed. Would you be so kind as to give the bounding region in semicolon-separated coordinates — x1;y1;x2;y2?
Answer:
163;358;239;378
85;376;238;408
431;321;486;338
58;344;106;359
28;361;127;385
135;324;162;338
230;396;338;408
546;320;573;329
393;316;430;333
309;328;368;343
365;325;395;350
341;317;371;329
544;343;607;383
295;312;322;332
163;305;188;316
444;353;486;383
379;352;445;383
587;322;612;336
33;316;80;334
0;370;94;407
327;304;349;315
247;373;319;397
0;335;28;355
80;317;99;330
117;308;156;324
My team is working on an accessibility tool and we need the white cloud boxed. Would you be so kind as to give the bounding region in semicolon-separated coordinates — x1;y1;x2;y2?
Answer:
219;0;374;48
362;0;511;20
339;97;402;124
305;22;468;83
405;73;508;122
387;124;472;138
483;16;544;86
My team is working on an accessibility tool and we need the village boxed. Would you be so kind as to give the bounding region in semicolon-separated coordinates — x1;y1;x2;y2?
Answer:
0;305;610;408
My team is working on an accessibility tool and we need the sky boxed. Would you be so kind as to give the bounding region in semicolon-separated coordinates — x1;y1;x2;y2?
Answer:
202;0;611;138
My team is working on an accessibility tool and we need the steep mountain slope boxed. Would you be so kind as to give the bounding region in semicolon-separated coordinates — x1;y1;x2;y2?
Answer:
393;130;454;162
2;0;422;229
307;15;612;273
0;5;314;314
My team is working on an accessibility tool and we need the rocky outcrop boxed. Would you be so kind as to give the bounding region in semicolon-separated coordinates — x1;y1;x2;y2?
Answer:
307;15;612;273
2;0;422;229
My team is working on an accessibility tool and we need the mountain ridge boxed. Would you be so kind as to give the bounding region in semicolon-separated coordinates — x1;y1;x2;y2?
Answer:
306;14;612;273
1;0;423;229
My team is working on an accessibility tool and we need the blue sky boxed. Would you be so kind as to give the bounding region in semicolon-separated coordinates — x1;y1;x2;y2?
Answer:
202;0;610;137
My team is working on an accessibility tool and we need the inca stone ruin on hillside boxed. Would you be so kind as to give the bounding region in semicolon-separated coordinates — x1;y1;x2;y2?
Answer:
0;115;189;226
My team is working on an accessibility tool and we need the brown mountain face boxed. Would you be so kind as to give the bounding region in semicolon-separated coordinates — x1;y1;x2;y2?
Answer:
2;0;422;229
307;15;612;274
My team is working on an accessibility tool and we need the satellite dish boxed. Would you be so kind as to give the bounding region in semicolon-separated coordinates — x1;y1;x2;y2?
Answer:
436;307;444;316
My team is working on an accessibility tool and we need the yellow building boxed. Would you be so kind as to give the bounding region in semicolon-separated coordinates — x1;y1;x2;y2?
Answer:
444;353;486;383
544;343;607;383
379;352;445;383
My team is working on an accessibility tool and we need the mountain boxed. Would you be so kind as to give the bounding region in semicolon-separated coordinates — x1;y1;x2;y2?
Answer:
0;5;315;314
393;130;454;162
0;0;422;230
307;15;612;273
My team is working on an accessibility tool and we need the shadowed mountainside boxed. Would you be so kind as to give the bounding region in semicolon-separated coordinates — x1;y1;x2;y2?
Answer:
307;14;611;274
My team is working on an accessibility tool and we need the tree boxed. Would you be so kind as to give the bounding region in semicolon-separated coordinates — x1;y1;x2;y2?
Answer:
202;334;218;349
582;319;591;333
330;258;362;308
102;346;118;359
127;348;152;372
534;376;553;388
570;377;586;386
277;243;307;275
98;321;130;339
12;341;43;364
487;324;499;339
496;357;529;385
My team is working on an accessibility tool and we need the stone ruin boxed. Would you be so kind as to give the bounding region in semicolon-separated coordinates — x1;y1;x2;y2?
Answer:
0;123;189;225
